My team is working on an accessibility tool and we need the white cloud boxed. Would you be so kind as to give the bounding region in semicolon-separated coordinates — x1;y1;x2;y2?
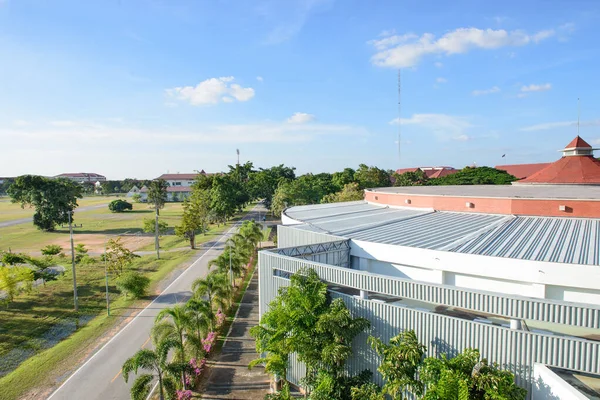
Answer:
520;119;600;132
50;120;79;127
508;51;517;58
436;77;447;83
453;134;472;141
390;113;472;140
520;83;552;92
256;76;264;82
434;61;443;68
471;86;500;96
369;27;558;68
287;112;316;124
166;76;255;105
13;120;29;127
261;0;331;45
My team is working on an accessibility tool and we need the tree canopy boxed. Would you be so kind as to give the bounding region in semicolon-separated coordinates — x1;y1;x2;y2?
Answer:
8;175;83;231
428;167;517;185
147;179;169;211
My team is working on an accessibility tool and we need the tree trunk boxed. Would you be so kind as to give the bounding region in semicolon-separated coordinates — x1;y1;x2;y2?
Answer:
158;373;165;400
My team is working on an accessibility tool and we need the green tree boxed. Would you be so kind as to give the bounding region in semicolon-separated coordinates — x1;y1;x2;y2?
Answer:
185;298;213;359
392;170;428;186
368;330;427;398
420;348;526;400
247;165;296;209
105;237;137;277
153;305;192;386
109;199;133;212
209;174;239;223
8;175;83;231
321;182;364;203
175;188;211;249
192;271;232;312
143;218;169;235
428;166;517;185
238;220;263;250
271;174;332;217
74;244;89;263
41;244;63;256
122;338;180;400
332;168;356;191
354;164;391;189
116;271;150;299
147;179;169;214
0;265;34;305
131;193;142;203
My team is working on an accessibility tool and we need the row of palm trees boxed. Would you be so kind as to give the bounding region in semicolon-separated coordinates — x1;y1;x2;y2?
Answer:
122;220;264;400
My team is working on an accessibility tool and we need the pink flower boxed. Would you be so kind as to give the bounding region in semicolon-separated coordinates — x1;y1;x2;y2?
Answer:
176;390;193;400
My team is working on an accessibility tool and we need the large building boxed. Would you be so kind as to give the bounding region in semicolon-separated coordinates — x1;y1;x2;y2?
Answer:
396;166;458;179
54;172;106;183
259;136;600;399
140;171;210;202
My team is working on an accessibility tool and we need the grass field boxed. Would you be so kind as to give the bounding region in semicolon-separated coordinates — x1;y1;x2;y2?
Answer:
0;201;184;254
0;196;118;223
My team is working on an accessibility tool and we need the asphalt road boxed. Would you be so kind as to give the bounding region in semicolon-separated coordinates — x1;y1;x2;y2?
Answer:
0;203;108;228
46;204;265;400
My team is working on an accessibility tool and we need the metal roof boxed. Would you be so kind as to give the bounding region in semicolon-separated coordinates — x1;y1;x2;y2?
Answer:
283;201;600;266
451;216;600;265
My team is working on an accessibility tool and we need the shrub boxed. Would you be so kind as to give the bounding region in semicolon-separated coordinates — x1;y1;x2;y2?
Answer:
74;243;88;263
41;244;63;256
116;271;150;299
131;193;142;203
108;199;133;213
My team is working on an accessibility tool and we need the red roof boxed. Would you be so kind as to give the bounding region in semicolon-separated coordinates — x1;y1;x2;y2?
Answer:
157;173;203;180
140;186;192;193
496;163;551;180
396;168;420;174
518;156;600;184
564;136;592;149
427;168;458;179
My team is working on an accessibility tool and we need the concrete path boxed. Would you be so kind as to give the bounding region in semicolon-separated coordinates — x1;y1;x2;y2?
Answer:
46;205;264;400
200;271;271;399
0;203;108;228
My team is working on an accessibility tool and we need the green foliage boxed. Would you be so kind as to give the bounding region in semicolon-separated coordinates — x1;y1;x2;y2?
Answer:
41;244;62;256
74;244;88;263
104;237;137;276
247;164;296;208
0;177;14;196
428;167;517;186
192;272;232;312
332;168;356;191
143;218;169;235
0;265;34;304
250;268;370;397
116;271;150;299
131;193;142;203
354;164;391;189
108;199;133;213
209;174;240;222
147;179;169;211
175;189;211;249
392;170;428;186
420;349;527;400
321;182;364;204
351;383;385;400
271;174;337;217
368;330;427;398
8;175;82;231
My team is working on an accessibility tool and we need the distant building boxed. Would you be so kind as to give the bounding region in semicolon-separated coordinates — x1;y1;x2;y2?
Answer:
156;170;209;188
395;166;458;179
139;185;191;202
126;185;141;198
495;163;551;180
55;173;107;184
0;177;14;185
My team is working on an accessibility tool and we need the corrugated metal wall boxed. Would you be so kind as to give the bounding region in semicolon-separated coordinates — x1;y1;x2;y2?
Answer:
277;225;345;248
263;252;600;329
258;254;600;398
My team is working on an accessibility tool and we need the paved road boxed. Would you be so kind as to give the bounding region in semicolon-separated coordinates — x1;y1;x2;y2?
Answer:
0;203;108;228
47;205;265;400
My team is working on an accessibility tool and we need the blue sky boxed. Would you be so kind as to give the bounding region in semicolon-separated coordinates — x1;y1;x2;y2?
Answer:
1;0;599;179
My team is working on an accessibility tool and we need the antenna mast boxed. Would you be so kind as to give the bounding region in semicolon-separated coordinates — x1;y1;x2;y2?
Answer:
397;69;401;161
577;98;580;136
236;148;240;166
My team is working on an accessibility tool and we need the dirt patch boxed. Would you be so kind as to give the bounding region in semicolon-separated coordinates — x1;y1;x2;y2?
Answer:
49;235;154;253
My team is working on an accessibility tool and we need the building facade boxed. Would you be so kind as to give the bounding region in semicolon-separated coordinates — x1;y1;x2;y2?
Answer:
54;172;107;183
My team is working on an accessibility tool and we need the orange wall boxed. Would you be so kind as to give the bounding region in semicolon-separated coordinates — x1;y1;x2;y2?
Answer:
365;191;600;218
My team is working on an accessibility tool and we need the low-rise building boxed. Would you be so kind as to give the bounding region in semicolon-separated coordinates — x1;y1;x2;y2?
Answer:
54;172;107;183
396;166;458;179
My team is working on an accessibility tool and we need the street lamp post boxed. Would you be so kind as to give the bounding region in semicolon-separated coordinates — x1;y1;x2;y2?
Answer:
103;237;110;316
68;211;78;312
229;245;233;287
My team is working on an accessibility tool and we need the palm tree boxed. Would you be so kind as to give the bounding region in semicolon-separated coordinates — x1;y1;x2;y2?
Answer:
192;271;232;312
185;298;214;359
239;220;263;249
122;338;179;400
210;248;246;283
153;305;193;386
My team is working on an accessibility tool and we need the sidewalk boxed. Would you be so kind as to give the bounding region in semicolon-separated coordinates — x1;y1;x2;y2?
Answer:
200;271;271;399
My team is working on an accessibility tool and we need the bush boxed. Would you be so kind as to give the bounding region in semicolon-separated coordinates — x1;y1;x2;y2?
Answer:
132;193;142;203
41;244;63;256
108;199;133;213
116;271;150;299
74;243;88;263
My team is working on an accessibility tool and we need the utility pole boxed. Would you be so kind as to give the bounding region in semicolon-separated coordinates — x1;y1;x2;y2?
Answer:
229;245;233;287
68;211;78;312
154;202;160;259
103;237;110;316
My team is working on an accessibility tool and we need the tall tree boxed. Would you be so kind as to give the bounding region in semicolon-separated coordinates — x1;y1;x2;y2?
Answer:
8;175;82;231
392;170;428;187
191;272;232;312
321;182;364;204
175;188;211;249
332;168;356;191
428;166;517;185
354;164;391;189
185;298;213;359
209;175;238;223
147;179;169;214
104;237;137;277
153;305;192;387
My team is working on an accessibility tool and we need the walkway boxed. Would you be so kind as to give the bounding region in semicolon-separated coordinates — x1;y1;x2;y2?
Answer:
200;271;271;399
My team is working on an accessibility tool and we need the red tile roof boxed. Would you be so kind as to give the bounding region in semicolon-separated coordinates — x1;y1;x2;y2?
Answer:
427;168;457;179
565;135;592;149
395;168;420;174
140;186;192;193
495;163;551;180
518;156;600;184
157;172;204;180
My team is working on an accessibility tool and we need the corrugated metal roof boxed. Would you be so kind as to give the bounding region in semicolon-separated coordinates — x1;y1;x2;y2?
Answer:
346;212;510;249
452;216;600;265
283;201;600;266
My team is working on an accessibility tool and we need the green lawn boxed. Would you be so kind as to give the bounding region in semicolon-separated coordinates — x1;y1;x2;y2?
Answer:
0;196;118;223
